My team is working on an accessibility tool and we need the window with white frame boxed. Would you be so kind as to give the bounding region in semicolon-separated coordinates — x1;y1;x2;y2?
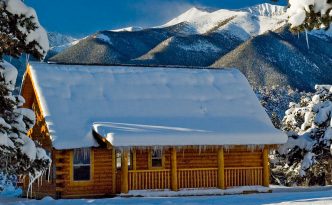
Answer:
73;148;91;181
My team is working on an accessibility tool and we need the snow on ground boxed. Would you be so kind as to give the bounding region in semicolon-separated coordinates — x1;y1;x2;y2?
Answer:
2;187;332;205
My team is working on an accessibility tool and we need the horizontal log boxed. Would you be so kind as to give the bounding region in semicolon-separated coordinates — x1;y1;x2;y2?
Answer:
55;162;67;167
56;171;67;175
129;169;170;173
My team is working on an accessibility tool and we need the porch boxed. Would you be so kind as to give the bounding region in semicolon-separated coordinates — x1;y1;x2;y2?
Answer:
115;147;269;193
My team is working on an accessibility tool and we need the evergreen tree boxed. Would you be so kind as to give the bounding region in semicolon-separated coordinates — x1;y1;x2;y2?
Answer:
287;0;332;32
0;0;50;185
255;86;304;129
272;85;332;186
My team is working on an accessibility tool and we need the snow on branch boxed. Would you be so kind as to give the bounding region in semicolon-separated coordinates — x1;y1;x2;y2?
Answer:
1;0;49;58
273;84;332;186
287;0;332;31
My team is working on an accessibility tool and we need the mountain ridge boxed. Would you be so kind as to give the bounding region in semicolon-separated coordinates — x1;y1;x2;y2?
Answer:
46;3;332;92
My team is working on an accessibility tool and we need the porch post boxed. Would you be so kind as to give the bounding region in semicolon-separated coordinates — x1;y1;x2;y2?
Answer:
263;147;270;187
218;147;225;189
112;148;116;194
121;149;129;193
171;147;178;191
132;148;137;190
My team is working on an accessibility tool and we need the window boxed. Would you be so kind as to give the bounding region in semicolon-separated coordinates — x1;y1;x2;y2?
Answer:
151;149;163;168
116;151;132;169
73;148;91;181
116;152;121;169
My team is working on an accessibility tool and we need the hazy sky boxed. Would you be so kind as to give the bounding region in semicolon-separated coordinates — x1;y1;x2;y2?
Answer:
25;0;287;37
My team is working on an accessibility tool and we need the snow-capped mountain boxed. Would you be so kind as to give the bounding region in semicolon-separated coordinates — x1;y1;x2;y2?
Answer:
50;3;288;65
242;3;286;17
45;32;80;60
47;32;79;53
111;26;143;32
49;3;332;92
160;5;287;40
48;32;77;48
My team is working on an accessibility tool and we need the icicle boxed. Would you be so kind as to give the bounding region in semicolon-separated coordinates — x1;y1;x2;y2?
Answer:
26;170;43;198
224;145;231;152
40;170;45;186
25;54;30;65
47;162;51;182
305;29;310;49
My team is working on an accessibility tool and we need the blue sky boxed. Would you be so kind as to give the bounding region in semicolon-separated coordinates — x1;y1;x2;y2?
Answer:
25;0;287;37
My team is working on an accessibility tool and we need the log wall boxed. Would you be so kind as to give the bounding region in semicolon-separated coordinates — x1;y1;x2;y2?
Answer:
21;66;52;151
176;148;218;169
54;148;115;198
133;147;263;170
224;146;263;168
21;70;55;198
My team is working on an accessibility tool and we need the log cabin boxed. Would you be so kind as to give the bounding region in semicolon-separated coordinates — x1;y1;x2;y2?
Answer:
20;62;287;199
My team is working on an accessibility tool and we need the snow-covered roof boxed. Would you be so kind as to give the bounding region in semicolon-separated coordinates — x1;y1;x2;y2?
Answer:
27;62;287;149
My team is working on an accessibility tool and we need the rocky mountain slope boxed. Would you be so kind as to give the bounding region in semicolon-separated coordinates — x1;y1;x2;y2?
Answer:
45;32;78;59
50;23;197;64
241;3;286;17
211;26;332;91
45;3;331;92
49;3;287;66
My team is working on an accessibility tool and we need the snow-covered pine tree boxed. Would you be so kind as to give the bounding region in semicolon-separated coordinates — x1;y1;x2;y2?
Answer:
255;86;303;129
272;85;332;186
0;0;50;187
287;0;332;32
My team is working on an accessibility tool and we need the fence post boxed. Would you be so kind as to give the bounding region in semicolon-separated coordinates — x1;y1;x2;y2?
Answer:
112;148;116;194
218;147;225;189
171;147;178;191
